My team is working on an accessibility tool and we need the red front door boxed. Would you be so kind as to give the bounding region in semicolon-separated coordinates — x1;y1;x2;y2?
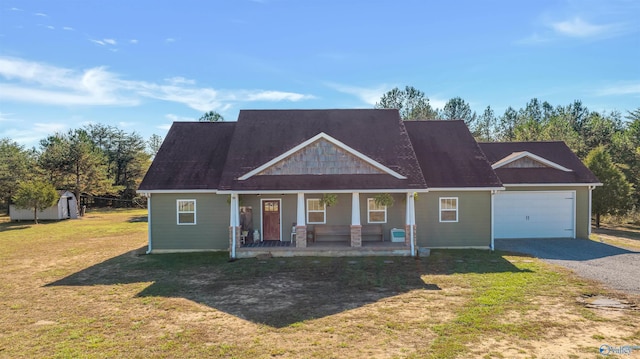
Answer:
262;200;281;241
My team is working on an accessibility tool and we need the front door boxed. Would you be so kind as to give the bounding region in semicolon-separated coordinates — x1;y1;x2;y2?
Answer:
262;200;281;241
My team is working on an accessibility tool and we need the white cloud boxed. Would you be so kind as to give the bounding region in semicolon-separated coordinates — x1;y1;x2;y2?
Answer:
516;32;552;45
63;26;74;31
327;82;448;109
595;82;640;96
240;90;314;102
550;17;613;38
165;37;176;43
0;112;14;122
0;57;138;106
46;25;55;30
34;122;67;134
429;97;448;110
165;76;196;85
165;114;195;122
91;38;118;47
158;114;196;131
326;83;390;105
118;121;137;128
0;122;67;146
10;7;23;11
130;39;138;44
0;56;315;112
34;12;47;17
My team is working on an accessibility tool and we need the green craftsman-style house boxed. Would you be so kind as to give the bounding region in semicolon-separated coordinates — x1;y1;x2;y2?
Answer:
137;109;600;258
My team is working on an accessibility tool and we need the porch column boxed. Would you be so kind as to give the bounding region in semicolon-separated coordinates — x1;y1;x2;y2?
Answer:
405;192;416;256
229;194;240;258
296;193;307;248
351;192;362;247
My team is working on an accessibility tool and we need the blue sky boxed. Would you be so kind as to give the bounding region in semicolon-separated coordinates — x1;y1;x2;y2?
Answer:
1;0;639;147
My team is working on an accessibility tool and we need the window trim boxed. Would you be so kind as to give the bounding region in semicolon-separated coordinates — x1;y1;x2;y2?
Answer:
306;198;326;224
439;197;458;223
367;198;387;223
177;199;197;225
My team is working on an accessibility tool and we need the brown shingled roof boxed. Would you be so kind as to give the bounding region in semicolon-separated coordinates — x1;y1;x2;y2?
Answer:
478;141;600;184
218;109;427;191
405;120;502;188
139;111;597;193
138;122;235;190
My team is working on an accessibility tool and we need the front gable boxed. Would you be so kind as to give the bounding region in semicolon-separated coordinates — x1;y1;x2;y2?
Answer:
492;151;572;172
239;132;406;180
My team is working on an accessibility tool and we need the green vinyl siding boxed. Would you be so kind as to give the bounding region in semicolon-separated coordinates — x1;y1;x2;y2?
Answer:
416;191;491;248
300;193;406;242
240;194;297;241
504;186;590;239
361;193;405;242
150;193;229;251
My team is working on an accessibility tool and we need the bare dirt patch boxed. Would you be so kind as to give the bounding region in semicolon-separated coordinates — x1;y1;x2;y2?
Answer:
593;225;640;251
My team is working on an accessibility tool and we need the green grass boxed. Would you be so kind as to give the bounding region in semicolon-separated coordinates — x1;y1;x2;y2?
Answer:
407;251;580;358
1;209;638;358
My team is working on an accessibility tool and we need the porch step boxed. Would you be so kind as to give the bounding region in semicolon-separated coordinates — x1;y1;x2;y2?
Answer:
236;246;411;258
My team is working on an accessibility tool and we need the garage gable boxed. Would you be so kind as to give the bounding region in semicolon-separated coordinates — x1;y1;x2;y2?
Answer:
492;151;572;172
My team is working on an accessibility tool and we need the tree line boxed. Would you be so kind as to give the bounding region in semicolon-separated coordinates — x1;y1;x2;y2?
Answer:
1;125;163;214
2;90;637;225
376;86;639;225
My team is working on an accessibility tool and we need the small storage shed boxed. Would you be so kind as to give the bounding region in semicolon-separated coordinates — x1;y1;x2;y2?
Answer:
10;190;79;221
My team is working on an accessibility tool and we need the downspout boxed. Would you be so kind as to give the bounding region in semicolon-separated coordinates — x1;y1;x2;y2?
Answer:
408;192;415;257
490;190;495;251
146;194;153;254
230;193;238;259
588;186;594;238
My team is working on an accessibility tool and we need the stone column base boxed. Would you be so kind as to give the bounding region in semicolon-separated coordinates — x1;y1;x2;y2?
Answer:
404;224;416;246
229;226;241;250
296;226;307;248
351;225;362;247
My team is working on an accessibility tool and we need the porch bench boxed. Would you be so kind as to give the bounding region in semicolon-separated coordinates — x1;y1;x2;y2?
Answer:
313;225;350;241
361;224;384;241
312;224;384;242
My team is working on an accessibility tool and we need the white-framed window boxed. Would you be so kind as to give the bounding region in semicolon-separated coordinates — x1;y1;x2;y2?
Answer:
439;197;458;222
177;199;196;225
306;198;326;224
367;198;387;223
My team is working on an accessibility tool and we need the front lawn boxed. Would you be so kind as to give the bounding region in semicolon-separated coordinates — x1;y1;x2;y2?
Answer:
0;209;638;358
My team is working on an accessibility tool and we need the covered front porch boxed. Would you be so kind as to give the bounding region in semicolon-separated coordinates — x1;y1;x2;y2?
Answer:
236;239;411;258
227;192;418;258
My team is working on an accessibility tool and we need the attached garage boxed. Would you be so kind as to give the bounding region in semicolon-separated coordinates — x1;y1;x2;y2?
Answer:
494;191;575;239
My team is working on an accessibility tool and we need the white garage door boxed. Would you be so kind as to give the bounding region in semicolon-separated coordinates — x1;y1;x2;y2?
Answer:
494;191;575;239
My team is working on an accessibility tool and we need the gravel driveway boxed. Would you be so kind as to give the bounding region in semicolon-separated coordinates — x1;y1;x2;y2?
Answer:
495;238;640;295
